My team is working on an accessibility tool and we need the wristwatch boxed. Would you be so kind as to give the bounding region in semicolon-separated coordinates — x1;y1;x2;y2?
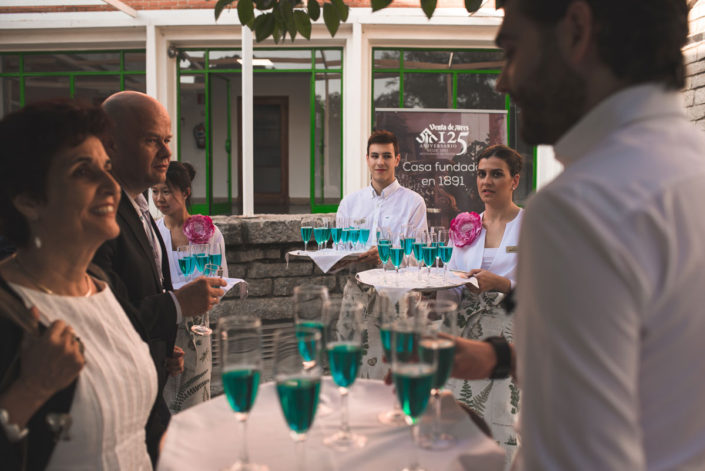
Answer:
484;336;512;379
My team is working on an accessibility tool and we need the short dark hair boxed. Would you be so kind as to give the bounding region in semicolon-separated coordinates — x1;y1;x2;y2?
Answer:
165;161;196;208
0;99;110;247
367;129;399;156
515;0;689;89
476;144;523;176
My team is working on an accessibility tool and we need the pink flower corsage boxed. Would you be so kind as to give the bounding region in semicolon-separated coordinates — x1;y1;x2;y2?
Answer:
183;215;215;244
449;212;482;248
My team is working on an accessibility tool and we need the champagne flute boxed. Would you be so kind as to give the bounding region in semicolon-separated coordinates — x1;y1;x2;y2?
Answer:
417;300;458;450
438;242;453;282
218;313;267;471
313;219;328;252
330;220;343;251
349;220;361;251
392;315;437;471
401;224;415;268
377;230;392;284
412;230;428;280
176;245;195;283
273;328;322;471
377;292;421;426
434;228;449;272
358;217;371;250
208;240;223;267
192;243;210;275
390;231;405;280
323;298;366;450
190;263;220;336
301;222;313;252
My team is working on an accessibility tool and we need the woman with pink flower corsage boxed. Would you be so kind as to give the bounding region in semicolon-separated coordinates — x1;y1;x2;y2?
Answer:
442;144;523;464
152;161;228;412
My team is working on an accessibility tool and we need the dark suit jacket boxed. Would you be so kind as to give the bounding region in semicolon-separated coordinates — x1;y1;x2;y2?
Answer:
92;191;178;464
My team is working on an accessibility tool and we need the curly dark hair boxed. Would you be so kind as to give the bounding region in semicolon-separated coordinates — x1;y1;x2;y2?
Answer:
165;161;196;208
0;99;111;247
515;0;689;89
476;144;523;176
367;129;399;156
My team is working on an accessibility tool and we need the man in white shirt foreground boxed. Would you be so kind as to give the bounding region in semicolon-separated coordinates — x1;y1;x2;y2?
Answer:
451;1;705;469
336;129;427;266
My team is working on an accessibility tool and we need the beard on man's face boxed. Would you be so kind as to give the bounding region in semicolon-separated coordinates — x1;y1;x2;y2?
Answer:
513;36;588;146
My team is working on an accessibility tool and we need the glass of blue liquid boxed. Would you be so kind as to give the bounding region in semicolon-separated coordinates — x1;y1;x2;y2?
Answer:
392;322;437;471
417;300;458;450
313;219;329;251
190;263;221;336
412;229;430;280
376;292;422;426
273;328;322;471
300;223;313;252
357;218;371;250
191;243;210;276
208;240;223;268
439;244;453;281
390;233;405;280
330;222;343;251
176;245;195;284
218;313;267;471
323;298;366;450
377;234;392;284
421;245;437;282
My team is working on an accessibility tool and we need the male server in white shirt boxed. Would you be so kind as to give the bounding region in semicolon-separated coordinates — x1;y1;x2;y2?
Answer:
451;1;705;470
336;129;427;265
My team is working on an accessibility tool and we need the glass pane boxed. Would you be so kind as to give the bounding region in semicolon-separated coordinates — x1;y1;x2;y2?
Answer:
456;74;505;109
373;73;399;109
314;72;342;205
210;73;235;214
0;55;20;73
403;73;452;109
253;49;311;70
124;74;146;92
24;52;120;73
253;102;283;194
374;49;400;69
24;76;71;104
0;77;21;114
208;50;240;70
73;75;121;106
451;50;504;70
124;51;145;71
315;49;342;70
404;50;452;70
178;74;207;208
179;50;206;71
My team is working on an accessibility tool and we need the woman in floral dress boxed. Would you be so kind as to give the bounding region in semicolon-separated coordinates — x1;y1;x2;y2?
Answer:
152;161;228;413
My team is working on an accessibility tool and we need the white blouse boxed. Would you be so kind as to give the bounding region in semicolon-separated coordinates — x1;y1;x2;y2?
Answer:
11;282;157;471
155;218;228;287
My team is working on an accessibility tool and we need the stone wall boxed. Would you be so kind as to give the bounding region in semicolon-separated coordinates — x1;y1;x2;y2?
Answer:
213;214;351;321
685;0;705;131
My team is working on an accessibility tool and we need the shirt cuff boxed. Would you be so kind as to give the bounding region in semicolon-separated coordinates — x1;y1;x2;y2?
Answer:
510;279;516;291
168;291;183;324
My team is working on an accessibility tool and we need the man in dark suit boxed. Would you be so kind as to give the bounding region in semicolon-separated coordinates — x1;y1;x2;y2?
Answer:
93;91;226;464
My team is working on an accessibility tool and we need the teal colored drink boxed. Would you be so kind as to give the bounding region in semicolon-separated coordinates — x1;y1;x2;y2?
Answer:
378;243;392;264
403;238;415;256
421;246;436;267
295;322;324;361
341;228;350;244
276;376;321;434
393;364;434;419
412;242;424;262
330;228;342;244
390;247;404;268
222;368;261;413
349;229;360;245
438;245;453;264
380;327;392;359
378;239;391;246
208;253;222;267
313;227;327;245
323;227;331;242
380;328;417;362
301;226;313;243
358;228;370;245
178;256;195;276
419;338;456;389
194;253;209;272
327;342;361;388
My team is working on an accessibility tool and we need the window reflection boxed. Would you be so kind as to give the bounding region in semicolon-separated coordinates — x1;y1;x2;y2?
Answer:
403;73;452;108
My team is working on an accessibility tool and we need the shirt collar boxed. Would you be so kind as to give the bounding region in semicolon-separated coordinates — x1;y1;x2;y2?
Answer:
554;83;685;167
124;191;147;216
369;179;401;199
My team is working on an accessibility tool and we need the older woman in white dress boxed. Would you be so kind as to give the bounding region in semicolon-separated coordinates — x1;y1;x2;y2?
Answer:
441;144;523;464
0;100;160;470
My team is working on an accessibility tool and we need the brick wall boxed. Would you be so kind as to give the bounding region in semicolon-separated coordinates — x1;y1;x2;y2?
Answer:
213;213;356;321
685;0;705;131
0;0;472;14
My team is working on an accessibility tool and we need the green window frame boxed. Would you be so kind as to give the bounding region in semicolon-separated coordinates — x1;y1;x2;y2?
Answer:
371;47;537;192
176;47;343;215
0;50;146;108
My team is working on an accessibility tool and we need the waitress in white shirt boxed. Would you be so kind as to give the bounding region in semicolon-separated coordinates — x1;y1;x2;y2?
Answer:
443;144;523;464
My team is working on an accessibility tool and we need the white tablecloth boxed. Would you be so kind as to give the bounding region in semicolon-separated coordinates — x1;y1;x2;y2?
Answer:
356;268;471;304
158;378;505;471
287;249;365;274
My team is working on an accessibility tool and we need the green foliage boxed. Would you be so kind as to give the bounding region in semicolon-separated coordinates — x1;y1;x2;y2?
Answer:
212;0;488;43
459;381;473;405
467;381;493;416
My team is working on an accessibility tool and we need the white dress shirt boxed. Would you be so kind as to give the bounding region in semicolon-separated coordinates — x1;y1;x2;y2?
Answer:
514;84;705;471
336;179;428;242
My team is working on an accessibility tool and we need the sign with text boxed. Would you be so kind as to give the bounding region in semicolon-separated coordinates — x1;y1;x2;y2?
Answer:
375;108;507;228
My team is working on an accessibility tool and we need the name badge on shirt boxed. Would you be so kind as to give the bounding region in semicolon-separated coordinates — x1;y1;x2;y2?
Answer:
506;245;519;253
